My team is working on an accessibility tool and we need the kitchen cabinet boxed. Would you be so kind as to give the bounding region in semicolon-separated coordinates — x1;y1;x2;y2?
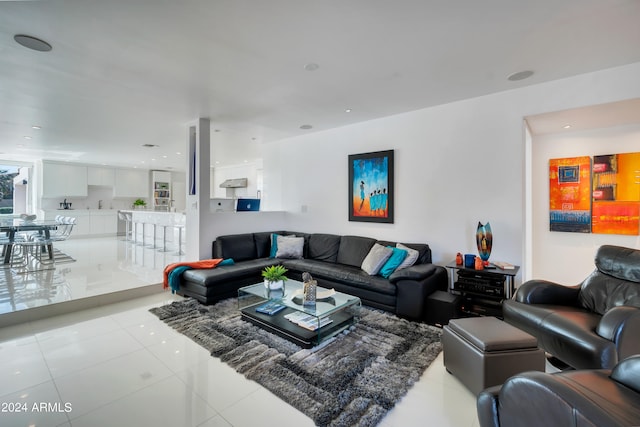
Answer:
113;169;149;198
88;167;115;186
41;162;88;198
43;210;117;237
89;210;117;235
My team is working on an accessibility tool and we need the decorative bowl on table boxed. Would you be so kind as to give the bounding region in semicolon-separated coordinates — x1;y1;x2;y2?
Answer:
20;214;37;223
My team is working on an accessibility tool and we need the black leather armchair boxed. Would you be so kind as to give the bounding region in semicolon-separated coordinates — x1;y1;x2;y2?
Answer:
477;355;640;427
503;245;640;369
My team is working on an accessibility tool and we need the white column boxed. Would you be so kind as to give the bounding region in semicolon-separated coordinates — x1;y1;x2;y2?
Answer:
185;118;211;260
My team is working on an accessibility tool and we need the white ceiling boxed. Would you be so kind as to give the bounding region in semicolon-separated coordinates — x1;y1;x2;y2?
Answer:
527;98;640;135
1;0;640;172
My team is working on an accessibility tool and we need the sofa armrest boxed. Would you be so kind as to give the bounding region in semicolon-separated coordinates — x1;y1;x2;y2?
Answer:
597;306;640;361
611;355;640;393
514;279;581;305
393;264;448;319
476;386;502;427
388;263;441;283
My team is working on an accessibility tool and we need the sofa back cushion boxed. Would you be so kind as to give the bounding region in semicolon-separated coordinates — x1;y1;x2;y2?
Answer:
579;245;640;314
336;235;376;267
214;233;257;262
308;234;341;263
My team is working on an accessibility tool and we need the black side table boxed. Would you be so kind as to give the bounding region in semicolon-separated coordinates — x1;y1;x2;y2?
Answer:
445;261;520;317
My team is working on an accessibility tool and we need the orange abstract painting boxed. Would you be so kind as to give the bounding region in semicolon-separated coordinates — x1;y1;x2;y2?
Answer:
592;153;640;235
549;156;591;232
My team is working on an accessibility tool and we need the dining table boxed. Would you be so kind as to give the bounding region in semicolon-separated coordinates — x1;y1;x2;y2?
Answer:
0;219;59;265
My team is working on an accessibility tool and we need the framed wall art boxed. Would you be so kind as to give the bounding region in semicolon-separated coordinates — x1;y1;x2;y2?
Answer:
348;149;394;223
549;156;592;233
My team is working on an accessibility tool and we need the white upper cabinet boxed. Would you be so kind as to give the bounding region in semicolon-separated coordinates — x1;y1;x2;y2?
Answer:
113;168;149;198
41;162;88;198
87;167;116;186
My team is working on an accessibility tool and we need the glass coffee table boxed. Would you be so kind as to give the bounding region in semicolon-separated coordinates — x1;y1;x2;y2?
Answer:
238;280;361;348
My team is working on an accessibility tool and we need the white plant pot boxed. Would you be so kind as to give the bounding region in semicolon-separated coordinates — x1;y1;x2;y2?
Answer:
264;279;284;290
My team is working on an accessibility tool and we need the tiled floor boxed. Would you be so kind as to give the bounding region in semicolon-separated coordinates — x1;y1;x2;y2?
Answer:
0;236;481;427
0;236;184;316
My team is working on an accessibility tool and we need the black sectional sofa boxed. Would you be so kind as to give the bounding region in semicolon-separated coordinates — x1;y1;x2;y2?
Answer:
178;231;448;320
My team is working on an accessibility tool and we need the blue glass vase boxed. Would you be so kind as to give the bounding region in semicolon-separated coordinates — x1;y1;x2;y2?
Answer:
476;222;492;263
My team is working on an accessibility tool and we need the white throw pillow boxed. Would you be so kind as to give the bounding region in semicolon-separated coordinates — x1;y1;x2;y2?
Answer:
361;243;393;275
395;243;419;270
276;235;304;259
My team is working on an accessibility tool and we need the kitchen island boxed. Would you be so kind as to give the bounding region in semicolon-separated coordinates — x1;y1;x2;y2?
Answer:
119;210;185;253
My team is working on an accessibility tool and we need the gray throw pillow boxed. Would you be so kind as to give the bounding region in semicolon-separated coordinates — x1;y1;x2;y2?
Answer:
361;243;393;275
395;243;419;270
276;235;304;259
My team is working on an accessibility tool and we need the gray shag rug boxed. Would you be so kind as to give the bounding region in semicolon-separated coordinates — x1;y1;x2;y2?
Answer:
150;298;442;427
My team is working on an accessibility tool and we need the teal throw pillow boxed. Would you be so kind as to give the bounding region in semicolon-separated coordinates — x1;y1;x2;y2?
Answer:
270;233;280;258
379;247;408;278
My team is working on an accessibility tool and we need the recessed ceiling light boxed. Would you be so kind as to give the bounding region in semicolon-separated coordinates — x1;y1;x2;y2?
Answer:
31;125;41;130
14;34;52;52
162;155;167;158
176;152;182;155
300;124;313;130
23;136;32;140
563;124;572;129
507;70;534;81
345;108;352;113
304;63;319;71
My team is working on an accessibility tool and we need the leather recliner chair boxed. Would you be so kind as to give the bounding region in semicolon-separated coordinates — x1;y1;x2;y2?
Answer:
503;245;640;369
477;355;640;427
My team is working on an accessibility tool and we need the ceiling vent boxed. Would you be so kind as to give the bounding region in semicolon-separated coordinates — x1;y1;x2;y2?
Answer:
219;178;248;188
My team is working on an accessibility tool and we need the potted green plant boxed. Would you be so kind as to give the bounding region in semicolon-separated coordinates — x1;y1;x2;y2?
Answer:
133;198;146;210
262;265;288;290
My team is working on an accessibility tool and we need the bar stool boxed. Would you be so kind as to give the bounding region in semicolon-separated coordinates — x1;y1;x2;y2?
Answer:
146;222;158;249
157;224;171;252
132;216;146;246
173;224;185;256
118;211;133;241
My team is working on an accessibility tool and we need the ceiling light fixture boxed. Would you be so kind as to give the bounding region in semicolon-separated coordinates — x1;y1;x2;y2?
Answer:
32;125;41;130
563;124;572;129
14;34;52;52
345;108;352;113
142;144;158;148
23;136;32;140
507;70;534;81
300;124;313;130
304;63;319;71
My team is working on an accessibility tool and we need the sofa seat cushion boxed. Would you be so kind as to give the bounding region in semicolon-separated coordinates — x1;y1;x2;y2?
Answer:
282;259;396;296
504;300;617;369
183;258;277;287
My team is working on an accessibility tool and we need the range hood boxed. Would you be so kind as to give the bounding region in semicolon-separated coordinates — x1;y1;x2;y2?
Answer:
219;178;248;188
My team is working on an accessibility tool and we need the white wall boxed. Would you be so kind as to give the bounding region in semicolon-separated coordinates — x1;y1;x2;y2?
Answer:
532;124;640;284
260;62;640;286
211;162;262;199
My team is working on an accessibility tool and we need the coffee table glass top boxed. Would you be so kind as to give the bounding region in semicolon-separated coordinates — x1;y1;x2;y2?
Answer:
238;280;360;318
